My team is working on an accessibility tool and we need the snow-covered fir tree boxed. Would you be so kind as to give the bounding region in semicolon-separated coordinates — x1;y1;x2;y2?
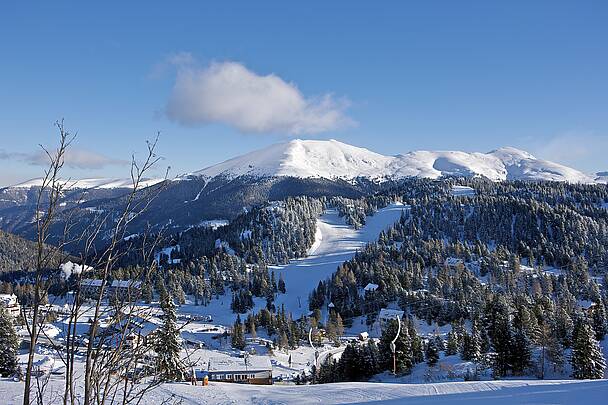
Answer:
0;308;18;377
571;318;606;379
155;295;185;381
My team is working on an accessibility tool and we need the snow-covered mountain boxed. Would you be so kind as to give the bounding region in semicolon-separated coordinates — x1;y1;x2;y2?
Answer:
191;139;596;183
9;177;164;190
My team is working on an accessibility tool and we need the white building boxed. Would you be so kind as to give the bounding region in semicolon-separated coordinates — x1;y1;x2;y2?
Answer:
80;279;104;298
109;280;142;301
196;356;273;385
0;293;20;317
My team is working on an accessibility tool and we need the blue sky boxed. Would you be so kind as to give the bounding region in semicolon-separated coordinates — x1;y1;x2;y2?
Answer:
0;1;606;186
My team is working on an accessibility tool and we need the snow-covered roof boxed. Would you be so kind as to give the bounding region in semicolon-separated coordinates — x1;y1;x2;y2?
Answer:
81;279;103;287
451;185;476;197
364;283;379;292
445;257;464;266
203;356;272;372
110;280;142;289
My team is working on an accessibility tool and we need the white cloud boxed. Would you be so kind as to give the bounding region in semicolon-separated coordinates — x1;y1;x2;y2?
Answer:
0;148;128;169
165;60;354;135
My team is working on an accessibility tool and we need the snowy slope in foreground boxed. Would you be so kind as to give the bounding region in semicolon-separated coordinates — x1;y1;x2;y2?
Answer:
6;177;164;190
3;378;604;404
191;139;596;183
152;379;608;405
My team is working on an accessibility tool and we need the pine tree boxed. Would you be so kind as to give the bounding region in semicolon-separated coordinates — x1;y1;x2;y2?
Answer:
547;332;564;374
232;314;246;350
571;319;606;379
591;301;607;341
0;308;18;377
408;319;424;364
445;331;459;356
425;339;439;366
155;295;185;381
486;298;513;377
278;273;286;294
510;311;532;375
249;314;257;339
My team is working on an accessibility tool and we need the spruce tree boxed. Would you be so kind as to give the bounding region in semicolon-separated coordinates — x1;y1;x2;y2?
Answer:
571;319;606;379
231;314;246;350
0;308;18;377
591;301;607;341
425;339;439;366
278;273;286;294
510;312;532;375
547;332;564;374
155;295;185;381
445;331;459;356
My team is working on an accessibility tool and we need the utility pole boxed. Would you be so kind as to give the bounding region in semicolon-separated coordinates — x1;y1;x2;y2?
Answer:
390;315;401;375
309;327;320;373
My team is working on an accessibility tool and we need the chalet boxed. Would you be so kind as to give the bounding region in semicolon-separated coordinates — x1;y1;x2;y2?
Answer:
195;356;272;385
358;331;369;341
0;293;20;317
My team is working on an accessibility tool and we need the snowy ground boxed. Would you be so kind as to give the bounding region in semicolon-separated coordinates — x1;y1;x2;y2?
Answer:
3;378;604;405
154;379;608;405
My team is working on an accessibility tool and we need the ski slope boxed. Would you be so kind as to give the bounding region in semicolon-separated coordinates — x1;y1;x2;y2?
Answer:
179;203;408;325
148;378;608;404
3;377;605;404
269;203;408;320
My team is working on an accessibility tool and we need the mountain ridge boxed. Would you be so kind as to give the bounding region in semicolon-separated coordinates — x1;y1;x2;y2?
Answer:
188;139;596;184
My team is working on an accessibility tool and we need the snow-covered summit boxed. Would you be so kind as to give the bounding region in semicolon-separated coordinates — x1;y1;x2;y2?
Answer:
192;139;392;179
190;140;597;183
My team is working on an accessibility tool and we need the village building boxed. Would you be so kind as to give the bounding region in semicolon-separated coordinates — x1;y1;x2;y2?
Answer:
363;283;379;292
0;293;21;317
195;356;273;385
444;257;464;268
80;279;104;299
108;280;142;301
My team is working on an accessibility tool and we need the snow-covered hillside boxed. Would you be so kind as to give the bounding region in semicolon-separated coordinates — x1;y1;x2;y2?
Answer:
178;203;408;325
191;139;597;183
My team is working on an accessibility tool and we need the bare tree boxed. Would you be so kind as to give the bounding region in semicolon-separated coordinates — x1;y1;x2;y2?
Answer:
21;121;171;405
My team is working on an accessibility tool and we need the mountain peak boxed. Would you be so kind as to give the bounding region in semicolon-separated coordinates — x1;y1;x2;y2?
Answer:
489;146;537;160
